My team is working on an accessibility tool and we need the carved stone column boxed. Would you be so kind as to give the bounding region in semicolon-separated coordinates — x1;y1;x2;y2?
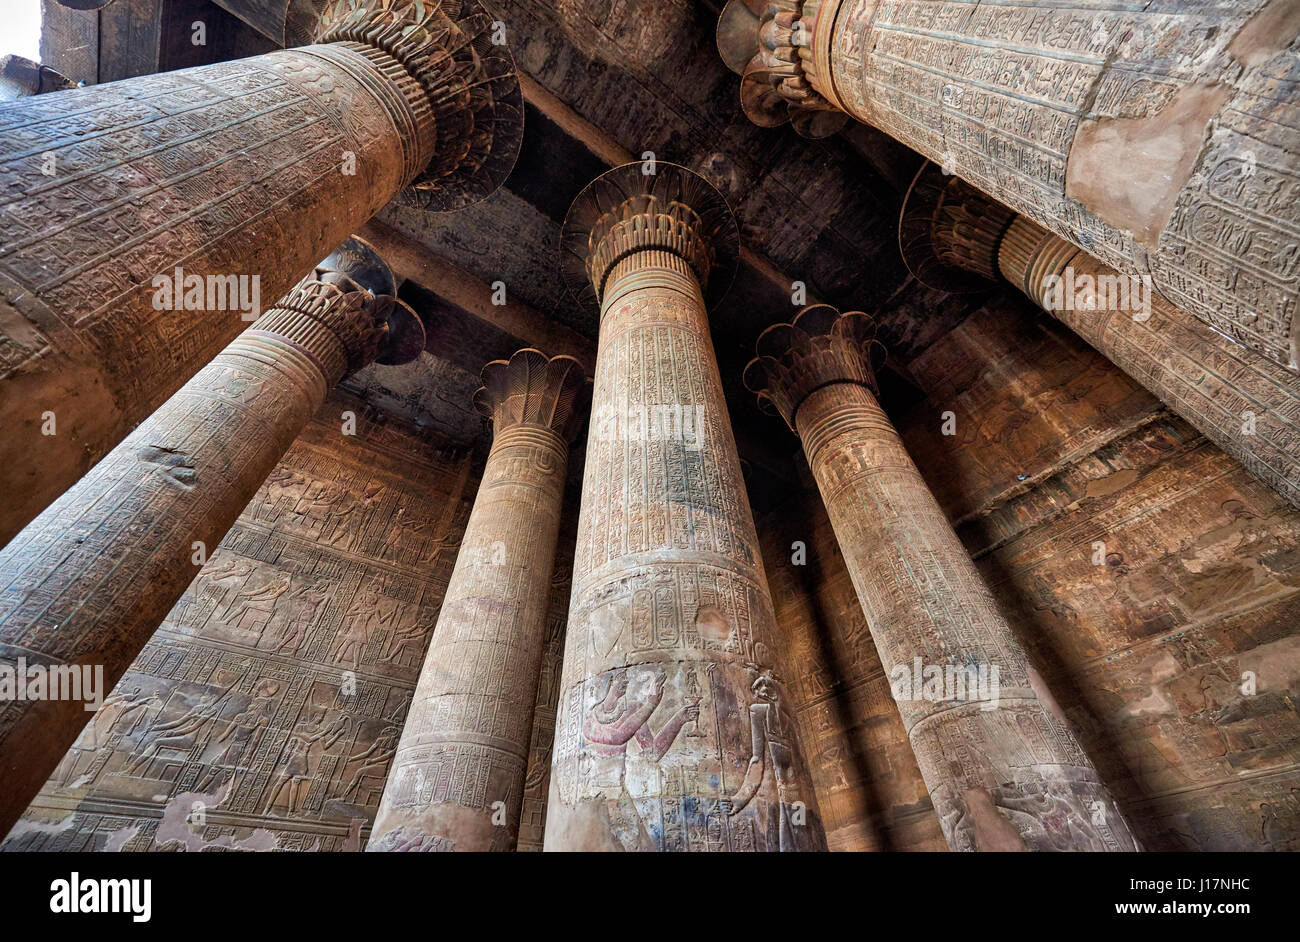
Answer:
744;305;1140;851
544;164;826;852
368;349;589;852
0;0;521;545
899;165;1300;510
0;245;425;836
719;0;1300;372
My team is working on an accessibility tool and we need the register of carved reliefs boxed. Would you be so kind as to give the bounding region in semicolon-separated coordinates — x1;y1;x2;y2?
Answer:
3;398;475;851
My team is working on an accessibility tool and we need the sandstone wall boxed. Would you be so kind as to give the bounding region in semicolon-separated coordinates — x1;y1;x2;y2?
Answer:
3;391;479;851
761;293;1300;851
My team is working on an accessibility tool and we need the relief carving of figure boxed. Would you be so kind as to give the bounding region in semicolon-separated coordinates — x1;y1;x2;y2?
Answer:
342;723;400;803
334;589;383;668
721;671;812;851
224;572;292;639
127;686;238;777
195;679;281;792
54;685;160;788
199;557;255;613
263;705;351;815
268;580;329;655
580;664;698;850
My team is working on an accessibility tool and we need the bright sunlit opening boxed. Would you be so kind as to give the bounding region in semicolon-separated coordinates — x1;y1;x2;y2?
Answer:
3;0;43;62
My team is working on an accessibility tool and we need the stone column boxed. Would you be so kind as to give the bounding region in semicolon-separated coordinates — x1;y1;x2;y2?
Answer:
899;164;1300;509
0;0;521;545
718;0;1300;373
544;163;826;852
0;246;425;837
368;349;589;852
743;304;1139;851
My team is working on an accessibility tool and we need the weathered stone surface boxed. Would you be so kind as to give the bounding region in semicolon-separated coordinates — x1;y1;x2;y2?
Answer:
2;393;475;851
745;304;1139;850
0;0;521;546
0;262;422;837
368;349;588;852
899;165;1300;510
723;0;1300;372
757;498;948;851
545;164;826;851
898;297;1300;849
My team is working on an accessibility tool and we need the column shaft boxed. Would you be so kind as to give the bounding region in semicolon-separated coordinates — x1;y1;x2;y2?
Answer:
369;350;586;852
796;381;1138;850
0;278;392;835
547;167;826;850
0;45;417;544
999;216;1300;508
727;0;1300;370
0;0;521;545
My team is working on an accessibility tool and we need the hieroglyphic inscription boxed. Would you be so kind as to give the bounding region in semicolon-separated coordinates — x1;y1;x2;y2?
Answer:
0;43;418;545
3;395;472;851
546;264;825;851
817;0;1300;368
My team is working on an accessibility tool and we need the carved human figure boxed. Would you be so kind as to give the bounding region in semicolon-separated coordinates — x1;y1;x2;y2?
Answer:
344;724;400;803
226;574;293;638
53;685;158;788
269;581;329;655
128;688;236;776
264;706;350;815
195;680;281;792
334;590;382;667
579;665;700;851
722;671;811;851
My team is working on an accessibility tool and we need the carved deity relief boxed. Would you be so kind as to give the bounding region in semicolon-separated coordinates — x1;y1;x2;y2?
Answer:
548;294;824;849
4;394;475;851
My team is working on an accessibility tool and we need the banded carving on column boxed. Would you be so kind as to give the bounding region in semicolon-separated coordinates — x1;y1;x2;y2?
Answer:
369;349;589;852
899;164;1300;510
718;0;1300;373
545;163;826;852
0;243;425;837
0;0;522;545
744;304;1140;851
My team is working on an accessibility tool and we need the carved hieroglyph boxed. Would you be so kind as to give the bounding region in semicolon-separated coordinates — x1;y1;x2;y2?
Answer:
720;0;1300;372
899;165;1300;510
368;349;589;852
545;164;826;852
0;258;425;837
0;0;522;545
2;396;472;852
744;305;1140;851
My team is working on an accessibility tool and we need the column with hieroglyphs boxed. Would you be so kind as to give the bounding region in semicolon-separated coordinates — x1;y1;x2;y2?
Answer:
743;303;1140;851
0;0;522;544
718;0;1300;372
368;349;589;852
0;243;425;836
544;163;827;852
897;164;1300;510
